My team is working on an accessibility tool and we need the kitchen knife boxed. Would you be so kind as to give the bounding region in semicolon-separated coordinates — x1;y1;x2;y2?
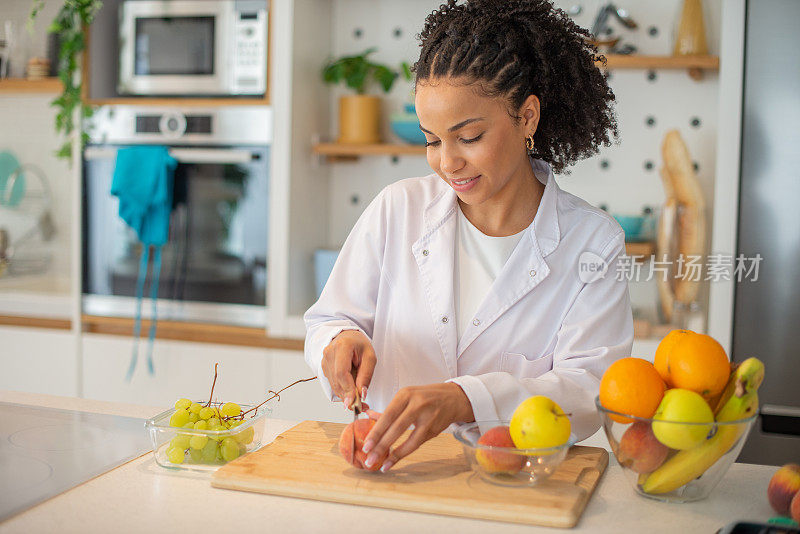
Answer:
349;368;362;465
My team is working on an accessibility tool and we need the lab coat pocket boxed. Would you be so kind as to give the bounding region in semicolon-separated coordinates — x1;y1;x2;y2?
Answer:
501;351;554;379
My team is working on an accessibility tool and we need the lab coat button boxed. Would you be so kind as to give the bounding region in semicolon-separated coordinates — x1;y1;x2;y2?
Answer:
441;316;449;323
473;318;480;326
530;269;537;277
422;249;429;256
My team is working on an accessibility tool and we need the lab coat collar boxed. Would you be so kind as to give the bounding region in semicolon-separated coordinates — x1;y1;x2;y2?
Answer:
414;157;563;372
421;156;561;258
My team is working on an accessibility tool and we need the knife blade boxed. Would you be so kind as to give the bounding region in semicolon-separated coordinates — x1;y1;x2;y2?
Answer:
349;368;362;465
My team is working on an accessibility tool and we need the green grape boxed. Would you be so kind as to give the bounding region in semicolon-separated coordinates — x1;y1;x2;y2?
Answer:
193;420;209;430
189;435;209;450
198;407;215;420
208;417;221;427
172;434;191;449
174;398;191;410
182;422;194;429
221;402;242;417
169;409;190;427
188;412;199;423
220;437;240;462
229;420;242;427
188;447;203;463
189;402;203;414
166;446;185;464
209;424;228;442
201;440;218;462
234;426;255;445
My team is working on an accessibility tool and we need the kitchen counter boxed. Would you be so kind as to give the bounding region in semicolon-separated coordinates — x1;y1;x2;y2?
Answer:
0;390;779;534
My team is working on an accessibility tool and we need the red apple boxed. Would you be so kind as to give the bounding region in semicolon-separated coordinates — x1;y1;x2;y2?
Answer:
768;463;800;516
618;421;670;474
476;425;525;474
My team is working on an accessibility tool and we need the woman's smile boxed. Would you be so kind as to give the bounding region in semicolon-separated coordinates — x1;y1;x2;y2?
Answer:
450;175;481;192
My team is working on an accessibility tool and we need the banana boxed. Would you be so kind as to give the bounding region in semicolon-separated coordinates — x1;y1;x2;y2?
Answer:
640;358;764;494
713;357;765;415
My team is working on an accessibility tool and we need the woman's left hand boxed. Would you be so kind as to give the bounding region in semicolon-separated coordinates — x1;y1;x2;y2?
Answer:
361;382;475;472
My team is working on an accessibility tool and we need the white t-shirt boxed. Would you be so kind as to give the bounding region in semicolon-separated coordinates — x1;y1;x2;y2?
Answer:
455;205;526;341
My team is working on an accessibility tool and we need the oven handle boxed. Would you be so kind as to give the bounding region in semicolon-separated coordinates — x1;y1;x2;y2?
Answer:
83;147;258;164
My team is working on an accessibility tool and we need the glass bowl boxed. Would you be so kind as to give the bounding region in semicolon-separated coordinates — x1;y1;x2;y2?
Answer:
145;402;270;473
453;420;577;487
595;396;757;503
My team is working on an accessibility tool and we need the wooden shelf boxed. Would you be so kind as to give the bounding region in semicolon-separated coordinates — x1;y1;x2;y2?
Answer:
599;54;719;70
313;142;426;160
84;96;270;107
625;241;656;258
0;77;62;94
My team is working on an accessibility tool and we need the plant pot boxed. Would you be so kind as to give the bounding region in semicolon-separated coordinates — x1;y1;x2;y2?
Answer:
338;95;381;144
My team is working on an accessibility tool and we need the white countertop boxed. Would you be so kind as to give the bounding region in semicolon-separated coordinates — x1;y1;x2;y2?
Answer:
0;390;779;534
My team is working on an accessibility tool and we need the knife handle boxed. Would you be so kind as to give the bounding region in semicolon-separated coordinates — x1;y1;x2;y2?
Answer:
349;366;363;413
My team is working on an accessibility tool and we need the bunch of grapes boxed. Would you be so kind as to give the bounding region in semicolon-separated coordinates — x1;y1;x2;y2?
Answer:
165;399;255;465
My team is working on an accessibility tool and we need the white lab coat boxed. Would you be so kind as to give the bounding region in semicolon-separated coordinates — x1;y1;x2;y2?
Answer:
304;157;633;441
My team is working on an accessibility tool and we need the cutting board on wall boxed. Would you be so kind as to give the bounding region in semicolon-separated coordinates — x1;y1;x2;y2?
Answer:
211;421;608;528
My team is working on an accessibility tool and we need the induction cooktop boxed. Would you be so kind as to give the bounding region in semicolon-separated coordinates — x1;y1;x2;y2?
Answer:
0;401;152;522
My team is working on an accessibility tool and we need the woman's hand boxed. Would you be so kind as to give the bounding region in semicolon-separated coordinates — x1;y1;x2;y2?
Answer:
320;330;376;409
361;382;475;472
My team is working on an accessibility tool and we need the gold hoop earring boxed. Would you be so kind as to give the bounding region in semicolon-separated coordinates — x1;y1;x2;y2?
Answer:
525;135;535;152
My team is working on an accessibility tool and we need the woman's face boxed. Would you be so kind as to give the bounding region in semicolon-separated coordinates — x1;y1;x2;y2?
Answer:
414;77;539;208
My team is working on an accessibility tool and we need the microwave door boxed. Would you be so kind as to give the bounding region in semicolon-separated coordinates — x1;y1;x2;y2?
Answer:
118;1;231;95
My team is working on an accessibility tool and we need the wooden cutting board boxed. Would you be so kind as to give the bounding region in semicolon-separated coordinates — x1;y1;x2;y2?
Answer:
211;420;608;528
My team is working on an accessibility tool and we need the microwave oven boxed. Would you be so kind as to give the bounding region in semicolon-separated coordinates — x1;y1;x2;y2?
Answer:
118;0;268;96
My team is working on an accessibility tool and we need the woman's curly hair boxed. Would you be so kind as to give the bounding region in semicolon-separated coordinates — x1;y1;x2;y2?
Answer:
413;0;617;174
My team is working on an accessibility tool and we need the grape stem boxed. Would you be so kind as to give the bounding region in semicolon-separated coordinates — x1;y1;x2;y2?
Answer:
205;363;220;408
240;376;318;417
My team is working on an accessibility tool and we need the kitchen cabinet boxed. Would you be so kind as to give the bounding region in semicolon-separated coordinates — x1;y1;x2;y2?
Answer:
0;326;78;396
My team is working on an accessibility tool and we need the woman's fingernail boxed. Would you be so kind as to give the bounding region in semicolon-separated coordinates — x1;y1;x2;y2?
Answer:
380;460;394;473
364;453;377;468
361;386;367;399
362;439;374;454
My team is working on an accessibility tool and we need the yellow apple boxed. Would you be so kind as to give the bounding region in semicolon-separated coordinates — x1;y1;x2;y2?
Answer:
651;388;714;450
509;395;571;451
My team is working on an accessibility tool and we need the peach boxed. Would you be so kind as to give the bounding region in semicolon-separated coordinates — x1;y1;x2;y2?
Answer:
338;418;388;471
618;421;670;474
476;425;525;474
767;463;800;516
791;489;800;523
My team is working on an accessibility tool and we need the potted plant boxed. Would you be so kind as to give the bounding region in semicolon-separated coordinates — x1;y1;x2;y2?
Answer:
321;48;409;144
28;0;102;162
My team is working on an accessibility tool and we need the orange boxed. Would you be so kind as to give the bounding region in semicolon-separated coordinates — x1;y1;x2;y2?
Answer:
654;329;693;384
667;333;730;401
599;358;667;424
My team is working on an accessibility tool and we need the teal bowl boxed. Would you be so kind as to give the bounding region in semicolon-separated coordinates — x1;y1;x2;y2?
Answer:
390;118;426;145
613;215;644;241
390;104;426;145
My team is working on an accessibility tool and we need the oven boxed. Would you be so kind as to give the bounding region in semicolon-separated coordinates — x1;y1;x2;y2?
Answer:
118;0;268;96
82;106;271;327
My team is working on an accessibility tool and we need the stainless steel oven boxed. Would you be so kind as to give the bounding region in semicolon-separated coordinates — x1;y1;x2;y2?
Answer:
83;106;271;327
118;0;268;96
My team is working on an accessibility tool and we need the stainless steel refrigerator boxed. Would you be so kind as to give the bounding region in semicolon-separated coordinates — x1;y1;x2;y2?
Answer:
734;0;800;466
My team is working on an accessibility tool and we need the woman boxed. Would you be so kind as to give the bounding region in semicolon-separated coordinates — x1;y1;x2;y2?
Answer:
304;0;633;472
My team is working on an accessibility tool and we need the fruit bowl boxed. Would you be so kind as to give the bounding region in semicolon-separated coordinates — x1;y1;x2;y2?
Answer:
146;402;270;473
454;420;577;487
595;396;757;503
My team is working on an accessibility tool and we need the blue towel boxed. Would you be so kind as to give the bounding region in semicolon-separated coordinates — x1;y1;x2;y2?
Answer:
111;146;177;382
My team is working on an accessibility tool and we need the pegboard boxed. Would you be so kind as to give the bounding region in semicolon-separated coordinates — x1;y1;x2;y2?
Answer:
321;0;722;247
